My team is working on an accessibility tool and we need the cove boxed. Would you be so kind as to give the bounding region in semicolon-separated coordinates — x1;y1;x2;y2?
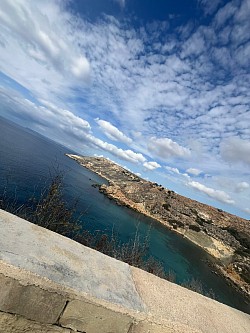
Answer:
0;116;249;314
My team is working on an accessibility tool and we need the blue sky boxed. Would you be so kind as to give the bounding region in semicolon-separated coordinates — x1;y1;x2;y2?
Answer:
0;0;250;218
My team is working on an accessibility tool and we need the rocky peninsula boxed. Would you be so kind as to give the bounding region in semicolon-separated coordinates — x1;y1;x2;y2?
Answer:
66;154;250;300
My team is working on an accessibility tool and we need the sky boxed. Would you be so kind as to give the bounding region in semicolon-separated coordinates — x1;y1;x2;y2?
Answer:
0;0;250;219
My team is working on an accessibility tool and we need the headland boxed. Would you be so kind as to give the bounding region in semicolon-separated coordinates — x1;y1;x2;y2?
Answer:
66;154;250;301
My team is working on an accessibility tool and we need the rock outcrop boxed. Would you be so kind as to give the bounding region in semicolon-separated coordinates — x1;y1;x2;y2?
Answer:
66;154;250;299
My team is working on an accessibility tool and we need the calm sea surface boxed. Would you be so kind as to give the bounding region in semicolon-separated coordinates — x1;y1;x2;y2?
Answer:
0;116;249;314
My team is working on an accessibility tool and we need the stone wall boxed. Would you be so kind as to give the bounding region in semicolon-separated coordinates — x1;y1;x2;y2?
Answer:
0;209;249;333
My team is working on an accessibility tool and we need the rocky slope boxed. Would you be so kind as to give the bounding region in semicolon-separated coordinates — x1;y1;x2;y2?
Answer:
66;154;250;298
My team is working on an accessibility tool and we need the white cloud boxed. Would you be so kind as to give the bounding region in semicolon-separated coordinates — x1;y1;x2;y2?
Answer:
113;0;126;8
148;137;191;160
71;57;91;81
1;0;249;163
87;134;146;164
214;2;237;28
95;118;132;145
0;87;91;138
0;87;146;165
181;31;205;58
38;99;91;131
143;161;161;171
199;0;223;15
188;181;235;205
0;0;250;217
165;166;191;181
186;168;202;176
234;0;250;23
0;0;91;102
220;137;250;166
165;166;180;174
235;182;249;193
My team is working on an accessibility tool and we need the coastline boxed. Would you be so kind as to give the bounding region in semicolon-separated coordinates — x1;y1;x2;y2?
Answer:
98;183;250;301
66;153;250;302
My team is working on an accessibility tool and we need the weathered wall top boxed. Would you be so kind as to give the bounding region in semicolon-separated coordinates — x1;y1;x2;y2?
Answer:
0;209;250;333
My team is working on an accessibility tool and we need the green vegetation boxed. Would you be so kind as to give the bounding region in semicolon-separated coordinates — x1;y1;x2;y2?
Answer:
0;173;215;298
0;173;167;278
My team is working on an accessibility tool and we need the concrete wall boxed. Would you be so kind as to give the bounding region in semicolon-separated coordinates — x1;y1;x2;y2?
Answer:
0;209;249;333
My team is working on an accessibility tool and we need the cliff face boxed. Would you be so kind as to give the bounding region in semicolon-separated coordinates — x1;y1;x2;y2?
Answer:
66;154;250;297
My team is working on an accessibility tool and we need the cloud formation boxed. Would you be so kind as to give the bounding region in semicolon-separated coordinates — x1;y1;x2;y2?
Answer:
0;87;146;165
0;0;249;217
0;0;91;102
199;0;223;15
165;166;180;175
143;161;161;171
71;57;91;81
87;135;146;164
95;118;132;145
220;137;250;166
0;87;91;139
113;0;126;8
235;182;249;193
1;0;249;160
148;137;191;160
186;168;202;176
188;181;235;205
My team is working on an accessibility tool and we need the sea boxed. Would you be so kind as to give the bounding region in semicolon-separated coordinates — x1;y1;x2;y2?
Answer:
0;116;249;314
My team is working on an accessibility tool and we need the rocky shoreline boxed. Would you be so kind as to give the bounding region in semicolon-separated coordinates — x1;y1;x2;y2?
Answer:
66;154;250;302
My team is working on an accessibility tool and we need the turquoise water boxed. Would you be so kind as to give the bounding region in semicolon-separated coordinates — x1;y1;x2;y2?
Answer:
0;116;249;314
